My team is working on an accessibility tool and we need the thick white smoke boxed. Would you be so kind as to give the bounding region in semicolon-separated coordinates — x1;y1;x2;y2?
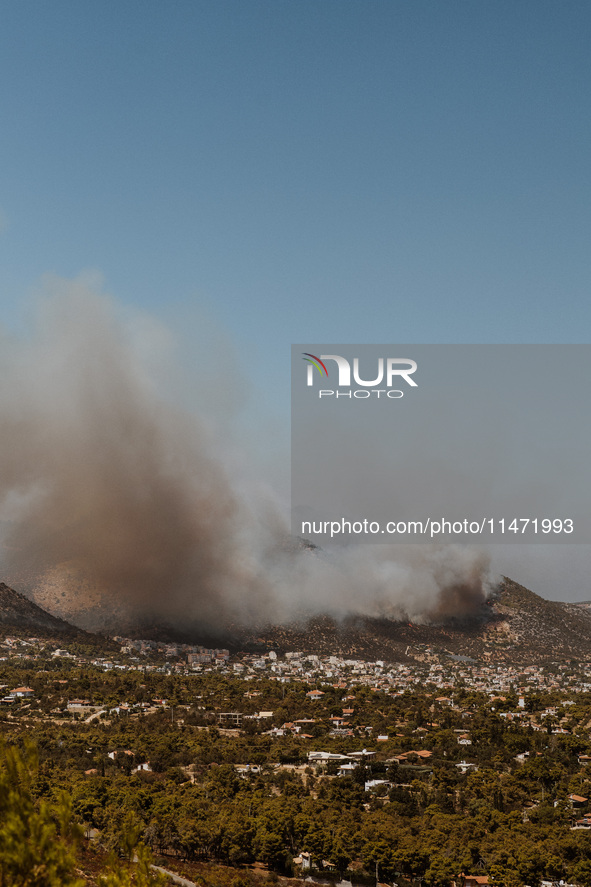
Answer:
0;276;493;632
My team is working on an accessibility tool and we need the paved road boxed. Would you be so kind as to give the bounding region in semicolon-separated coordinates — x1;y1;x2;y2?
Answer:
85;709;106;722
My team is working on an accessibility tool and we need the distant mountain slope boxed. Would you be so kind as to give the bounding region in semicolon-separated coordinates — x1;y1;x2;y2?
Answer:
5;571;591;664
0;581;91;639
229;578;591;664
4;562;131;633
489;578;591;660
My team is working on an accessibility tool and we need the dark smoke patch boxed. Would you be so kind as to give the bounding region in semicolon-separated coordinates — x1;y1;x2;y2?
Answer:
427;582;489;622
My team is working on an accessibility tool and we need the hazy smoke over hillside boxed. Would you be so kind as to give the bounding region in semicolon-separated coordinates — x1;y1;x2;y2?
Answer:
0;276;492;631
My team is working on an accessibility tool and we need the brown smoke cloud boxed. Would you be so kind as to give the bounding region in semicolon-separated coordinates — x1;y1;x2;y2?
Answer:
0;275;493;632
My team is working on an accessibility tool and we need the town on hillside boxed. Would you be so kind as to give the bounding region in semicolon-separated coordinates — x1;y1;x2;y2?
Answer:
3;634;591;885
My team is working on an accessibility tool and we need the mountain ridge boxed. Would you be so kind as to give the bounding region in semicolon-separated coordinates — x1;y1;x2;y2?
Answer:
0;581;98;641
2;576;591;665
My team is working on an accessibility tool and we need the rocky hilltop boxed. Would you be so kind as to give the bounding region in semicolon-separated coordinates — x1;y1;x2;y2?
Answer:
0;581;93;640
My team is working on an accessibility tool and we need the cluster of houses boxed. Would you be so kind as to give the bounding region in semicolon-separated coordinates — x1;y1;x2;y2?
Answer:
228;651;591;701
115;637;230;665
0;686;34;704
4;633;591;701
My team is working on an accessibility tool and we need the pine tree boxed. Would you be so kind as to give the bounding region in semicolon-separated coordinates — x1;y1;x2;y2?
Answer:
0;740;84;887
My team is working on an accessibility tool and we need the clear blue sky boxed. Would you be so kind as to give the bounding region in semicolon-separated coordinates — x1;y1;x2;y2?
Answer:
1;1;590;354
1;1;590;599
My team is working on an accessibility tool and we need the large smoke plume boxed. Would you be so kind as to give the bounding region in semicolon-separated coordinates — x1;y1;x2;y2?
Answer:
0;276;493;632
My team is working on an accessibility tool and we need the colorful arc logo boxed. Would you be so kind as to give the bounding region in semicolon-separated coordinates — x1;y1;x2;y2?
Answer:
302;352;328;377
